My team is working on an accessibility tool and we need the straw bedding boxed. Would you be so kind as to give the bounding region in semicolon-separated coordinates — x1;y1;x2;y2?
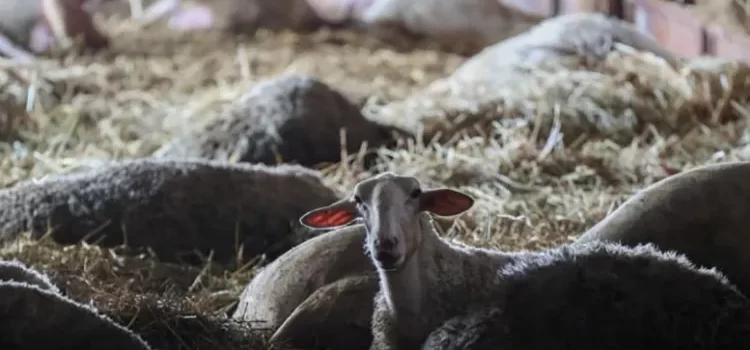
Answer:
0;10;750;350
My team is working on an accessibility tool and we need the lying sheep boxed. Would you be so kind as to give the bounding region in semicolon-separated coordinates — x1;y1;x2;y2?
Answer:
270;274;379;350
232;224;377;350
299;172;523;348
576;161;750;295
421;242;750;350
0;282;153;350
0;260;152;350
357;0;541;54
373;12;679;144
0;158;339;266
299;172;750;349
0;259;57;292
154;74;398;169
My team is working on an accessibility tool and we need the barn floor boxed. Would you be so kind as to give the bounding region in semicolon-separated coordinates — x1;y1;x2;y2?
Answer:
0;12;749;350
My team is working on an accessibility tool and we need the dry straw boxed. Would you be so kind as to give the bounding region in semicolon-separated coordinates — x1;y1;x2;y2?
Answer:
0;12;749;350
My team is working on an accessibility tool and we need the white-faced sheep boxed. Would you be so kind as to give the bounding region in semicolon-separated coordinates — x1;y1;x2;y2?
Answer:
232;224;378;349
300;172;750;349
299;172;522;348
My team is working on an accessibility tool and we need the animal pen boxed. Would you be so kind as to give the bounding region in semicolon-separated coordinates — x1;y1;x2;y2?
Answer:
0;0;750;349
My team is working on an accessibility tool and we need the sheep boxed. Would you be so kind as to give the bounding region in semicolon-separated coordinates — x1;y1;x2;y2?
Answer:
270;274;379;350
298;172;522;348
372;12;679;145
0;281;154;350
299;172;750;349
232;223;378;349
357;0;541;54
0;260;153;350
575;161;750;296
153;74;399;169
420;242;750;350
447;12;678;79
0;158;339;267
0;259;57;292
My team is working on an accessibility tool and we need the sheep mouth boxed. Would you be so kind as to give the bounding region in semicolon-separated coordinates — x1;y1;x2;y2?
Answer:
374;251;404;271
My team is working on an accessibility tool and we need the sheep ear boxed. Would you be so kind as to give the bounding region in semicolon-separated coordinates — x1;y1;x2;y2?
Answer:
419;189;474;217
300;198;359;229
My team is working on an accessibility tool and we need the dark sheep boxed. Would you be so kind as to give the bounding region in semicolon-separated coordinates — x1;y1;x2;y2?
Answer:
421;242;750;350
576;161;750;295
0;158;339;267
153;74;399;169
0;260;152;350
0;282;153;350
0;259;57;292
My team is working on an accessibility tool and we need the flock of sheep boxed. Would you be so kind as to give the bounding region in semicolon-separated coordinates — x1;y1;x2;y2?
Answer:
1;2;750;349
232;163;750;350
4;160;750;349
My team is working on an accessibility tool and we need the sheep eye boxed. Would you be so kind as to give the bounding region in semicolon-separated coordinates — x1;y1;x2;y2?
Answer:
409;188;421;199
354;195;363;204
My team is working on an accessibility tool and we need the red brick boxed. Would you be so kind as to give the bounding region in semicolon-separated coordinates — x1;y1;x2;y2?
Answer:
623;0;706;58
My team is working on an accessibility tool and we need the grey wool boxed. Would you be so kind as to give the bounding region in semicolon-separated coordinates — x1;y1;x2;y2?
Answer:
421;242;750;350
233;224;377;350
577;161;750;295
0;259;58;292
154;74;398;169
0;158;339;266
0;261;152;350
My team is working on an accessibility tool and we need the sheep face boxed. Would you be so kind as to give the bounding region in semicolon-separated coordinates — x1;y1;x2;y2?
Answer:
299;172;474;271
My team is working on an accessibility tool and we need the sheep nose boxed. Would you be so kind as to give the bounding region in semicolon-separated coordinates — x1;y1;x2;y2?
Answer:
376;237;398;252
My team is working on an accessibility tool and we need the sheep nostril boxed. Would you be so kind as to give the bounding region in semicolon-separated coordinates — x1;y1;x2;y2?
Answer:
378;237;398;251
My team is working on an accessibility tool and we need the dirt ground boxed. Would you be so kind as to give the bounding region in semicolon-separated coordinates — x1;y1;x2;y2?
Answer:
1;10;750;350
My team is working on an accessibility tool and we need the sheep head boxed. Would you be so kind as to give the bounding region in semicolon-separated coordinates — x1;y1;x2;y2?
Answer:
299;172;474;271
